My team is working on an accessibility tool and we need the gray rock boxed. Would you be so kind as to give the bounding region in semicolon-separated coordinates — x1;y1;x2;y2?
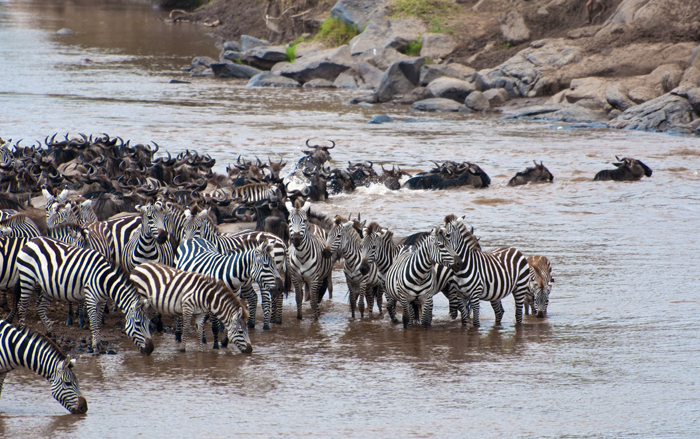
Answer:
294;41;325;58
241;46;288;70
357;61;383;88
221;51;243;63
169;79;191;84
608;92;695;132
186;56;218;75
334;71;363;88
539;105;610;123
411;98;470;112
502;104;566;119
465;91;490;111
247;72;300;87
427;77;475;102
419;64;475;86
679;66;700;87
190;56;217;68
691;44;700;69
223;40;241;52
280;45;354;83
646;63;684;92
566;25;601;39
303;78;335;88
628;86;660;104
420;33;457;60
240;35;270;52
348;18;426;55
330;0;390;30
671;85;700;114
211;62;262;79
397;87;433;104
57;28;74;35
356;47;410;70
662;70;683;93
605;82;636;111
499;11;531;45
271;62;290;76
483;88;508;106
347;93;379;104
368;114;395;124
376;57;425;102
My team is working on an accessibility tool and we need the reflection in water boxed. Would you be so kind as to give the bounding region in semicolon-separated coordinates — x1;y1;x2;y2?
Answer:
1;0;700;437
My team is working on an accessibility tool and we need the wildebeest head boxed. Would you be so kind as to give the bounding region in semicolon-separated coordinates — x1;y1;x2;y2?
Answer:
508;161;554;186
380;165;410;190
594;156;652;181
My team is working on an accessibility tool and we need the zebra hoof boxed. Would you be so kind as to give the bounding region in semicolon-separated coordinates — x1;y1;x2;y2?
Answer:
391;318;398;324
296;315;302;320
201;336;207;344
263;323;270;330
220;336;228;348
179;347;186;353
247;321;255;329
175;333;182;343
87;347;94;354
66;317;73;326
212;342;219;350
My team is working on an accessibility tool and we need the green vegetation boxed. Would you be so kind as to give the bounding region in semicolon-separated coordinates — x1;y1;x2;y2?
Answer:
392;0;460;33
401;39;422;56
497;41;514;50
313;17;359;47
285;35;308;63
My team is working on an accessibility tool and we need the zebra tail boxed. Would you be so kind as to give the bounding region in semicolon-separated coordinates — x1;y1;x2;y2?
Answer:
284;268;292;298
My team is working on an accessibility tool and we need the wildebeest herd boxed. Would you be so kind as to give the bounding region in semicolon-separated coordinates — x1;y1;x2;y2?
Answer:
0;134;651;414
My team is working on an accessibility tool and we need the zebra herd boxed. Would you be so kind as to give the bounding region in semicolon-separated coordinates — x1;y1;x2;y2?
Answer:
0;191;554;415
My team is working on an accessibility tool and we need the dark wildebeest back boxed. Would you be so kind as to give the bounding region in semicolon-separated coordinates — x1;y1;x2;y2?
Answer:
594;157;652;181
508;161;554;186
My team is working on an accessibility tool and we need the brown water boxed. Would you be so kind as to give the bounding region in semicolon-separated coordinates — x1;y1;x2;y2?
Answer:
2;1;700;437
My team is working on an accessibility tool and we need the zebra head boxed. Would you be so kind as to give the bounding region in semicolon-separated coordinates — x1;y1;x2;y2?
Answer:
48;223;89;249
360;222;382;275
252;239;284;296
429;227;463;271
444;214;480;253
323;215;346;259
534;279;553;318
124;297;154;355
182;207;212;241
48;202;78;227
286;199;311;248
79;199;99;225
226;306;253;354
137;202;169;245
51;357;88;414
42;187;69;219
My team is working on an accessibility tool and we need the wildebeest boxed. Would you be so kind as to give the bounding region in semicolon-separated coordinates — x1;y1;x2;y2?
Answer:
508;161;554;186
379;165;410;190
403;161;490;190
593;157;652;181
295;139;335;175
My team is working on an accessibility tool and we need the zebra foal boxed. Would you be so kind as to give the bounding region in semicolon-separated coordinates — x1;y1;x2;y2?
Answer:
524;255;554;318
130;262;252;353
0;319;88;414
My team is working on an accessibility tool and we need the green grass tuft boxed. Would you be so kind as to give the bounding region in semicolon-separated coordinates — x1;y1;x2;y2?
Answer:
402;39;422;56
313;17;358;47
392;0;460;33
285;45;296;63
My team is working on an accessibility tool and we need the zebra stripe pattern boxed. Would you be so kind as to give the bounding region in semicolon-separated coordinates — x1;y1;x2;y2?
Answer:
122;203;174;272
17;237;154;354
384;227;460;328
524;255;553;318
286;199;333;321
0;319;88;414
443;215;530;327
232;183;276;203
176;237;282;330
0;237;30;322
130;262;252;353
105;213;142;268
0;213;41;238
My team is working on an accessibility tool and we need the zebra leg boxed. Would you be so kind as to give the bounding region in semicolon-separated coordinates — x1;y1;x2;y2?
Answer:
272;293;283;325
365;285;375;314
400;297;412;328
0;371;6;398
491;300;504;325
376;285;384;315
211;314;220;350
421;296;434;329
357;282;366;319
240;285;257;329
293;276;305;320
78;302;87;329
180;308;192;353
86;300;106;353
66;303;74;326
514;291;525;324
386;297;398;323
470;293;481;328
175;316;182;343
261;289;272;330
195;313;206;353
36;295;55;339
310;281;321;321
348;283;358;319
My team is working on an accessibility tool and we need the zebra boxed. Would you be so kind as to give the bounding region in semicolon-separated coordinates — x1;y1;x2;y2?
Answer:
17;237;154;354
105;213;142;269
130;262;253;353
0;319;88;414
384;227;461;328
176;237;283;333
232;182;278;203
360;221;403;312
442;215;531;327
42;188;70;221
122;203;174;273
286;199;333;321
325;216;380;318
0;213;42;239
524;255;554;318
182;207;289;327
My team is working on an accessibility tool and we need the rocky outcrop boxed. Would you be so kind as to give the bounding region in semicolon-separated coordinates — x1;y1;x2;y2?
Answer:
211;61;262;79
334;71;365;88
348;18;426;55
376;57;425;102
608;87;698;133
483;88;508;106
499;11;531;45
605;83;636;111
240;35;270;51
330;0;390;30
419;33;457;61
597;0;700;37
247;71;300;87
411;98;470;112
419;63;475;86
240;46;288;70
465;91;490;111
427;77;475;102
357;61;383;88
355;47;410;70
280;45;354;83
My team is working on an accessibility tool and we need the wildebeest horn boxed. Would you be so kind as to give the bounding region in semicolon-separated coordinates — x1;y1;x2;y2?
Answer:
305;139;314;148
326;140;335;149
365;161;372;167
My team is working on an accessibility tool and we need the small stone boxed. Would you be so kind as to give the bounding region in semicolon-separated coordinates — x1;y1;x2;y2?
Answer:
368;115;395;124
108;349;117;355
56;28;74;35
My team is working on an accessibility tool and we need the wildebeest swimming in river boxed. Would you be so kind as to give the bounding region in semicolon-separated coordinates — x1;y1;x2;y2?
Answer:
403;161;490;190
508;161;554;186
593;156;652;181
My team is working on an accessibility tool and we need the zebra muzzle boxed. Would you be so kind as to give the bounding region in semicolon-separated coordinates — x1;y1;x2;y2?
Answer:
140;338;154;355
451;257;464;272
291;233;302;247
536;310;545;318
71;396;88;414
156;229;169;245
359;261;370;276
321;246;332;259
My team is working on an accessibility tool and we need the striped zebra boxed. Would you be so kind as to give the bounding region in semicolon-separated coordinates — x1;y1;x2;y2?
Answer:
105;213;141;269
442;215;530;327
16;237;154;354
360;221;402;312
176;238;282;331
42;188;69;220
232;183;277;203
384;227;461;328
161;201;190;248
0;319;88;414
130;262;253;353
0;213;42;239
325;216;380;318
122;203;174;273
286;199;333;321
182;208;289;327
524;255;553;318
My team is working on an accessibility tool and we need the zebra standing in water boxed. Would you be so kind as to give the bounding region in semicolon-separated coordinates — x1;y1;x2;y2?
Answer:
176;238;283;333
122;203;174;272
130;262;253;353
524;255;554;318
384;227;461;328
16;237;154;354
442;215;530;327
360;222;402;313
286;199;333;321
0;320;88;414
325;216;380;318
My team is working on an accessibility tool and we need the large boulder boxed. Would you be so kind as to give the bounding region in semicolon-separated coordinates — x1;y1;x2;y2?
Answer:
483;88;509;106
334;71;365;88
247;72;300;87
397;87;433;105
411;98;470;112
564;77;612;111
608;91;696;132
680;66;700;87
348;18;426;55
646;63;684;93
280;45;355;83
427;76;475;102
499;11;531;45
690;44;700;69
355;47;410;70
419;63;475;86
294;41;326;59
330;0;391;30
185;56;217;76
464;91;490;111
420;33;457;60
241;46;288;70
597;0;700;37
628;86;660;104
375;57;425;102
605;82;636;111
240;35;270;52
357;61;383;88
210;61;262;79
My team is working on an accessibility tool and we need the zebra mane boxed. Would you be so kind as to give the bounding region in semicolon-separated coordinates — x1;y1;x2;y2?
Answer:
334;215;348;225
293;198;302;209
11;324;68;362
207;276;250;320
444;214;458;224
0;212;38;226
366;221;382;234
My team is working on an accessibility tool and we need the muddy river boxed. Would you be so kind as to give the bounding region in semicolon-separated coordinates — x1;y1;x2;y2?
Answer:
1;0;700;437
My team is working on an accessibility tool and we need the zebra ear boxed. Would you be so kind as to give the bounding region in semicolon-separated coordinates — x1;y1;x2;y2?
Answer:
140;297;149;308
81;199;92;207
199;209;209;218
302;200;312;212
285;200;293;212
69;358;76;368
59;189;70;201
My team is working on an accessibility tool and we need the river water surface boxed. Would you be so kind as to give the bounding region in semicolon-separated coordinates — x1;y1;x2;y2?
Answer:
1;1;700;438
